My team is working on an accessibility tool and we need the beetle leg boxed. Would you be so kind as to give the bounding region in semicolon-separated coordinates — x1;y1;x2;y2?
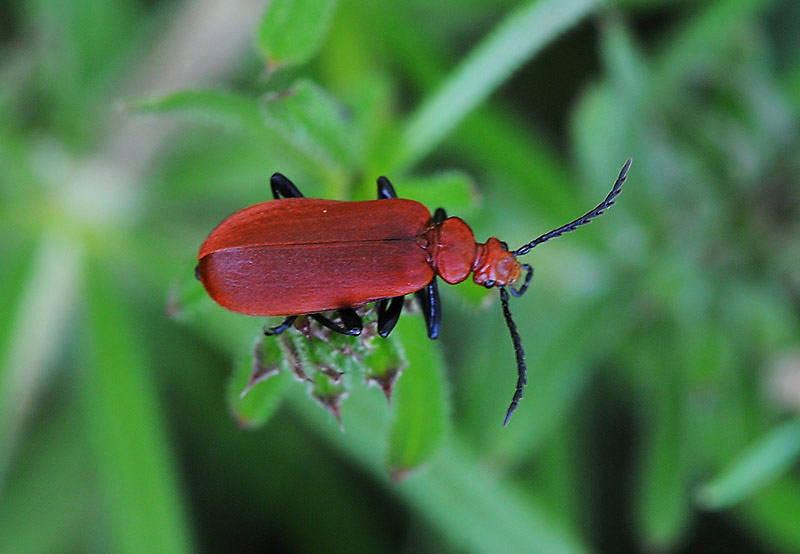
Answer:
310;310;362;336
376;296;405;337
264;315;298;336
270;173;305;199
421;208;445;339
376;176;397;199
337;308;363;334
415;277;441;339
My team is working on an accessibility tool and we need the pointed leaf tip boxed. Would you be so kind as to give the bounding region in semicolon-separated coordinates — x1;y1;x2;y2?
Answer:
366;367;403;404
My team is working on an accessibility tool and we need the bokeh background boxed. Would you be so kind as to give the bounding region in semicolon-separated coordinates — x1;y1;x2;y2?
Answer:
1;0;799;552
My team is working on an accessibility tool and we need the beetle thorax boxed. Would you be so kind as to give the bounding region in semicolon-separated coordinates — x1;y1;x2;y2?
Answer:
418;217;477;285
472;237;522;287
418;217;522;288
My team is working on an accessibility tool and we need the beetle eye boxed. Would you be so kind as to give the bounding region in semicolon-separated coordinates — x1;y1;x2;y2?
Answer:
484;279;495;288
500;241;509;251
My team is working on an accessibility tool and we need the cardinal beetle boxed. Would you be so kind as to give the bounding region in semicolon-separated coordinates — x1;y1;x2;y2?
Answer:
197;159;631;425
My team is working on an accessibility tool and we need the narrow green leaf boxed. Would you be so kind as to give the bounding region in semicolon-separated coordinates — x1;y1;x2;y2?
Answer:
390;0;600;170
259;79;359;178
81;263;193;554
400;439;590;554
600;14;650;108
127;89;266;136
386;315;449;474
0;243;37;483
697;418;800;509
571;83;630;193
0;399;90;554
0;235;81;486
258;0;337;69
129;84;351;186
636;361;690;550
228;336;291;428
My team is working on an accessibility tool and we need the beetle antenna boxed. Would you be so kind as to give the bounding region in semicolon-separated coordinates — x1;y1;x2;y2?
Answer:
514;158;631;257
500;287;527;426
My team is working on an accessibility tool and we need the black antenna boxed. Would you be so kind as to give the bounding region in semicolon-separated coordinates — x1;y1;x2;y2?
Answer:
514;158;631;257
500;286;526;426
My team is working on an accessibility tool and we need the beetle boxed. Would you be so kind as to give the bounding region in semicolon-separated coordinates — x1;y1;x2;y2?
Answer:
197;158;631;425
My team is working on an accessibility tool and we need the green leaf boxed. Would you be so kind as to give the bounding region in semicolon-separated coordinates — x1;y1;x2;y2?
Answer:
386;315;449;475
81;262;193;554
392;170;478;216
697;418;800;509
0;242;36;482
288;373;590;554
0;398;90;554
600;14;650;111
449;107;581;226
129;83;354;189
654;0;777;92
451;274;632;460
228;336;292;428
740;478;800;552
362;326;408;402
0;235;81;485
166;270;212;322
571;83;630;193
258;0;338;69
636;359;690;550
126;89;266;134
399;438;591;554
390;0;601;170
259;79;360;182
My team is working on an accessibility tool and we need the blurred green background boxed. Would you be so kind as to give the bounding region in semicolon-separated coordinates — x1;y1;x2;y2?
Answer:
2;0;800;552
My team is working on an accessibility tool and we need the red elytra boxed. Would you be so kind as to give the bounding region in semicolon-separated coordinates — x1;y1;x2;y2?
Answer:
197;160;631;425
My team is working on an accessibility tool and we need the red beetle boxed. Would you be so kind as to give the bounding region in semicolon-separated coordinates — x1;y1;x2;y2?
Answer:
197;159;631;425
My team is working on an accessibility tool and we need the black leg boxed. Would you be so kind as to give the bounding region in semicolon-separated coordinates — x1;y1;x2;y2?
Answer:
415;277;441;339
432;207;447;223
337;308;363;335
310;311;362;336
377;296;405;337
270;173;304;199
376;176;397;199
265;315;298;335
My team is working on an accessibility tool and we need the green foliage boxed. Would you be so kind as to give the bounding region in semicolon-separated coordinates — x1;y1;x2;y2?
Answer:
387;0;601;171
386;316;449;475
698;418;800;510
82;262;193;554
2;0;800;552
228;336;291;428
258;0;338;69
